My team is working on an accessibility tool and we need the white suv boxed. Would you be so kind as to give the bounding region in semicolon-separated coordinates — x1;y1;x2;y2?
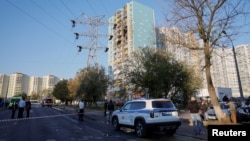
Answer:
111;98;181;137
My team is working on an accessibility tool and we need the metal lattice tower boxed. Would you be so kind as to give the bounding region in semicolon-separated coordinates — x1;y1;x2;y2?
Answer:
71;13;108;68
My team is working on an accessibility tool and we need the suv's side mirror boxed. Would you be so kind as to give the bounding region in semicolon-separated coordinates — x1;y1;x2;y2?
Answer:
118;107;125;112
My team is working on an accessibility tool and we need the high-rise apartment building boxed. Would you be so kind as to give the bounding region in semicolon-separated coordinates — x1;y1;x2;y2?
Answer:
210;45;250;98
108;1;156;89
0;72;60;99
7;72;29;97
235;44;250;96
0;74;9;98
210;48;238;96
29;76;42;95
158;27;250;98
41;75;60;97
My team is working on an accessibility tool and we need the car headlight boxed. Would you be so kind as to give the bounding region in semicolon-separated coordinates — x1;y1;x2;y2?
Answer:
172;111;178;116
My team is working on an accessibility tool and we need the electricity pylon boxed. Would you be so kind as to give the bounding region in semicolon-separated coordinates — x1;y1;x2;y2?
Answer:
71;13;109;68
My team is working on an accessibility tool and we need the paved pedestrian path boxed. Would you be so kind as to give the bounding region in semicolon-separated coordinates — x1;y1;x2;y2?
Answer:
177;110;208;140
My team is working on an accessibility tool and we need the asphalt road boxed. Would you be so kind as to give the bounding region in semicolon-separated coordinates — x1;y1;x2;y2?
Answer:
0;105;208;141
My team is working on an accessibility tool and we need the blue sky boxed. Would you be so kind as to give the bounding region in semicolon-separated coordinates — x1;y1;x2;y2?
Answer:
0;0;249;80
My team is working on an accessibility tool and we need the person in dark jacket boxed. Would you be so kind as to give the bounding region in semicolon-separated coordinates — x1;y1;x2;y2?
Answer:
11;101;18;119
199;99;208;121
26;98;31;118
107;100;114;123
187;96;203;135
104;100;108;117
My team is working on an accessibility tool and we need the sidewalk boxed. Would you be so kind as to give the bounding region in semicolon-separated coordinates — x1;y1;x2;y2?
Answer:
57;106;207;140
177;111;208;140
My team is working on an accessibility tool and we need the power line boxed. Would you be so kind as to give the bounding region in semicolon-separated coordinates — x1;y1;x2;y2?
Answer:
59;0;77;18
30;0;69;29
5;0;83;79
47;0;73;20
6;0;72;44
86;0;97;15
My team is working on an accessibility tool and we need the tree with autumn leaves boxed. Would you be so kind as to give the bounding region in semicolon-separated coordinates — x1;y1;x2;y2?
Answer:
162;0;250;123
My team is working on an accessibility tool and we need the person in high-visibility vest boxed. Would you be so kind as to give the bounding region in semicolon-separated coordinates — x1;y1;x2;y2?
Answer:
11;101;18;119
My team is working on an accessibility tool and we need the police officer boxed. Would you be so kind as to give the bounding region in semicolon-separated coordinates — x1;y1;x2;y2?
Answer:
11;101;18;119
26;98;31;118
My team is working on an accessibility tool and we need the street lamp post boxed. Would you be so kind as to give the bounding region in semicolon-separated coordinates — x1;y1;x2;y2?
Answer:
222;31;244;105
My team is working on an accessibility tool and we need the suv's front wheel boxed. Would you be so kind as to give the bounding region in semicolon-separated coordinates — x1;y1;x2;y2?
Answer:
112;117;120;131
135;120;147;138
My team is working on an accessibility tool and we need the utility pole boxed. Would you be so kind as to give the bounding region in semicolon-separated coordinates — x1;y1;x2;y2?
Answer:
222;31;244;105
71;13;109;68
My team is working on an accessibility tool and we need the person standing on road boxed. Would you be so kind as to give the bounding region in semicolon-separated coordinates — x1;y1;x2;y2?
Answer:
11;101;18;119
187;96;203;135
25;98;31;118
78;99;85;121
104;100;108;117
107;100;114;123
223;96;237;123
199;99;208;121
17;96;26;118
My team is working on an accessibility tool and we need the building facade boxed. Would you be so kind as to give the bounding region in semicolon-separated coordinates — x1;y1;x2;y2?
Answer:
0;74;9;98
0;73;60;100
235;44;250;96
7;72;29;98
158;26;250;98
108;1;156;90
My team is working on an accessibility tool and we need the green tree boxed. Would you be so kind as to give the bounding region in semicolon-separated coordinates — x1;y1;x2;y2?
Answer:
67;77;80;104
14;92;27;99
76;66;108;106
41;88;52;99
122;47;201;103
162;0;250;123
30;93;40;100
52;79;70;105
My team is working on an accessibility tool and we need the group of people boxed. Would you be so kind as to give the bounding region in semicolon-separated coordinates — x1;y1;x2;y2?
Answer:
187;95;237;135
11;96;31;119
77;99;115;122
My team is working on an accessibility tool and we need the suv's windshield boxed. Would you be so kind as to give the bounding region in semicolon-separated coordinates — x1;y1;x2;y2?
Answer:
123;102;146;110
152;101;174;108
